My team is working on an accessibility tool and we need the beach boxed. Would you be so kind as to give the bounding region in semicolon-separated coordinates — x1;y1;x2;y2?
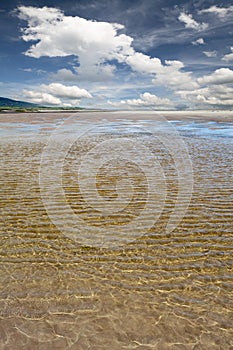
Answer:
1;109;233;123
0;111;232;349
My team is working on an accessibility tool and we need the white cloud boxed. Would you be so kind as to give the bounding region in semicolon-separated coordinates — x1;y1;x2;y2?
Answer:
17;5;133;81
126;52;162;74
192;38;205;45
152;60;199;90
18;5;64;23
17;6;197;91
62;99;82;107
222;47;233;62
51;68;78;81
40;83;92;99
203;50;217;58
22;68;33;72
20;5;228;109
178;12;208;31
23;82;92;105
23;90;61;105
177;68;233;108
197;68;233;85
177;85;233;107
108;92;174;109
75;64;116;81
125;53;198;91
199;5;233;18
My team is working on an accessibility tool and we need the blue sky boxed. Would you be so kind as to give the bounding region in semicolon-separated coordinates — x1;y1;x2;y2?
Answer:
0;0;233;109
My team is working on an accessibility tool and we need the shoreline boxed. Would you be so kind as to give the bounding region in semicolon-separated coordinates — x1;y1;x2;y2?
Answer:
0;110;233;124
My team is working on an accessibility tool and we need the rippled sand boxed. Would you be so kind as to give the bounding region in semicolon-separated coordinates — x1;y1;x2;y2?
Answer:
0;111;233;349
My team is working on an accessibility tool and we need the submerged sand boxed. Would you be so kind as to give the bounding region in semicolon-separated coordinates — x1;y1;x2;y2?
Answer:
0;111;232;349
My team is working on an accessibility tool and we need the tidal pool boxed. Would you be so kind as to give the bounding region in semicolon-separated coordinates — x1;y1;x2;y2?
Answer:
0;111;232;349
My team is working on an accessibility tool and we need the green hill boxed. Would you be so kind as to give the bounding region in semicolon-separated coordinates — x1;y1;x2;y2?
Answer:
0;97;38;108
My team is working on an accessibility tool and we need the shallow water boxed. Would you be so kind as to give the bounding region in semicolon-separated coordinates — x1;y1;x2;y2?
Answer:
0;112;232;349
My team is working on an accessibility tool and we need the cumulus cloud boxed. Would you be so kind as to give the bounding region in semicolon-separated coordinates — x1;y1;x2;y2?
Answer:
199;5;233;18
192;38;205;45
222;47;233;62
178;68;233;108
75;64;116;81
197;68;233;85
51;68;79;82
23;90;61;105
177;85;233;107
40;83;92;99
152;60;199;90
23;82;92;105
17;6;197;91
178;12;208;31
108;92;174;109
203;50;217;58
19;6;233;109
17;5;133;81
126;53;197;90
125;52;162;74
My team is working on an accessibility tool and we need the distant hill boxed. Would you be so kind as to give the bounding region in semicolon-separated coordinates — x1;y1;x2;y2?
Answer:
0;97;38;108
0;96;90;111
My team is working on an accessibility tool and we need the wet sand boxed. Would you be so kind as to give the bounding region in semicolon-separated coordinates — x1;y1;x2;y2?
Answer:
0;109;233;123
0;111;233;349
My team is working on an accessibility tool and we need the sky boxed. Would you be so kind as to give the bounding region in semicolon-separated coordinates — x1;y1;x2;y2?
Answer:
0;0;233;109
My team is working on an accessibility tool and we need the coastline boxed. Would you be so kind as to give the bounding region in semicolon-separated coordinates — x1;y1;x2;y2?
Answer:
0;110;233;124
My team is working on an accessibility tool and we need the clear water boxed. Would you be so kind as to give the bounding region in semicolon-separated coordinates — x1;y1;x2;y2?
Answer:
0;112;232;349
